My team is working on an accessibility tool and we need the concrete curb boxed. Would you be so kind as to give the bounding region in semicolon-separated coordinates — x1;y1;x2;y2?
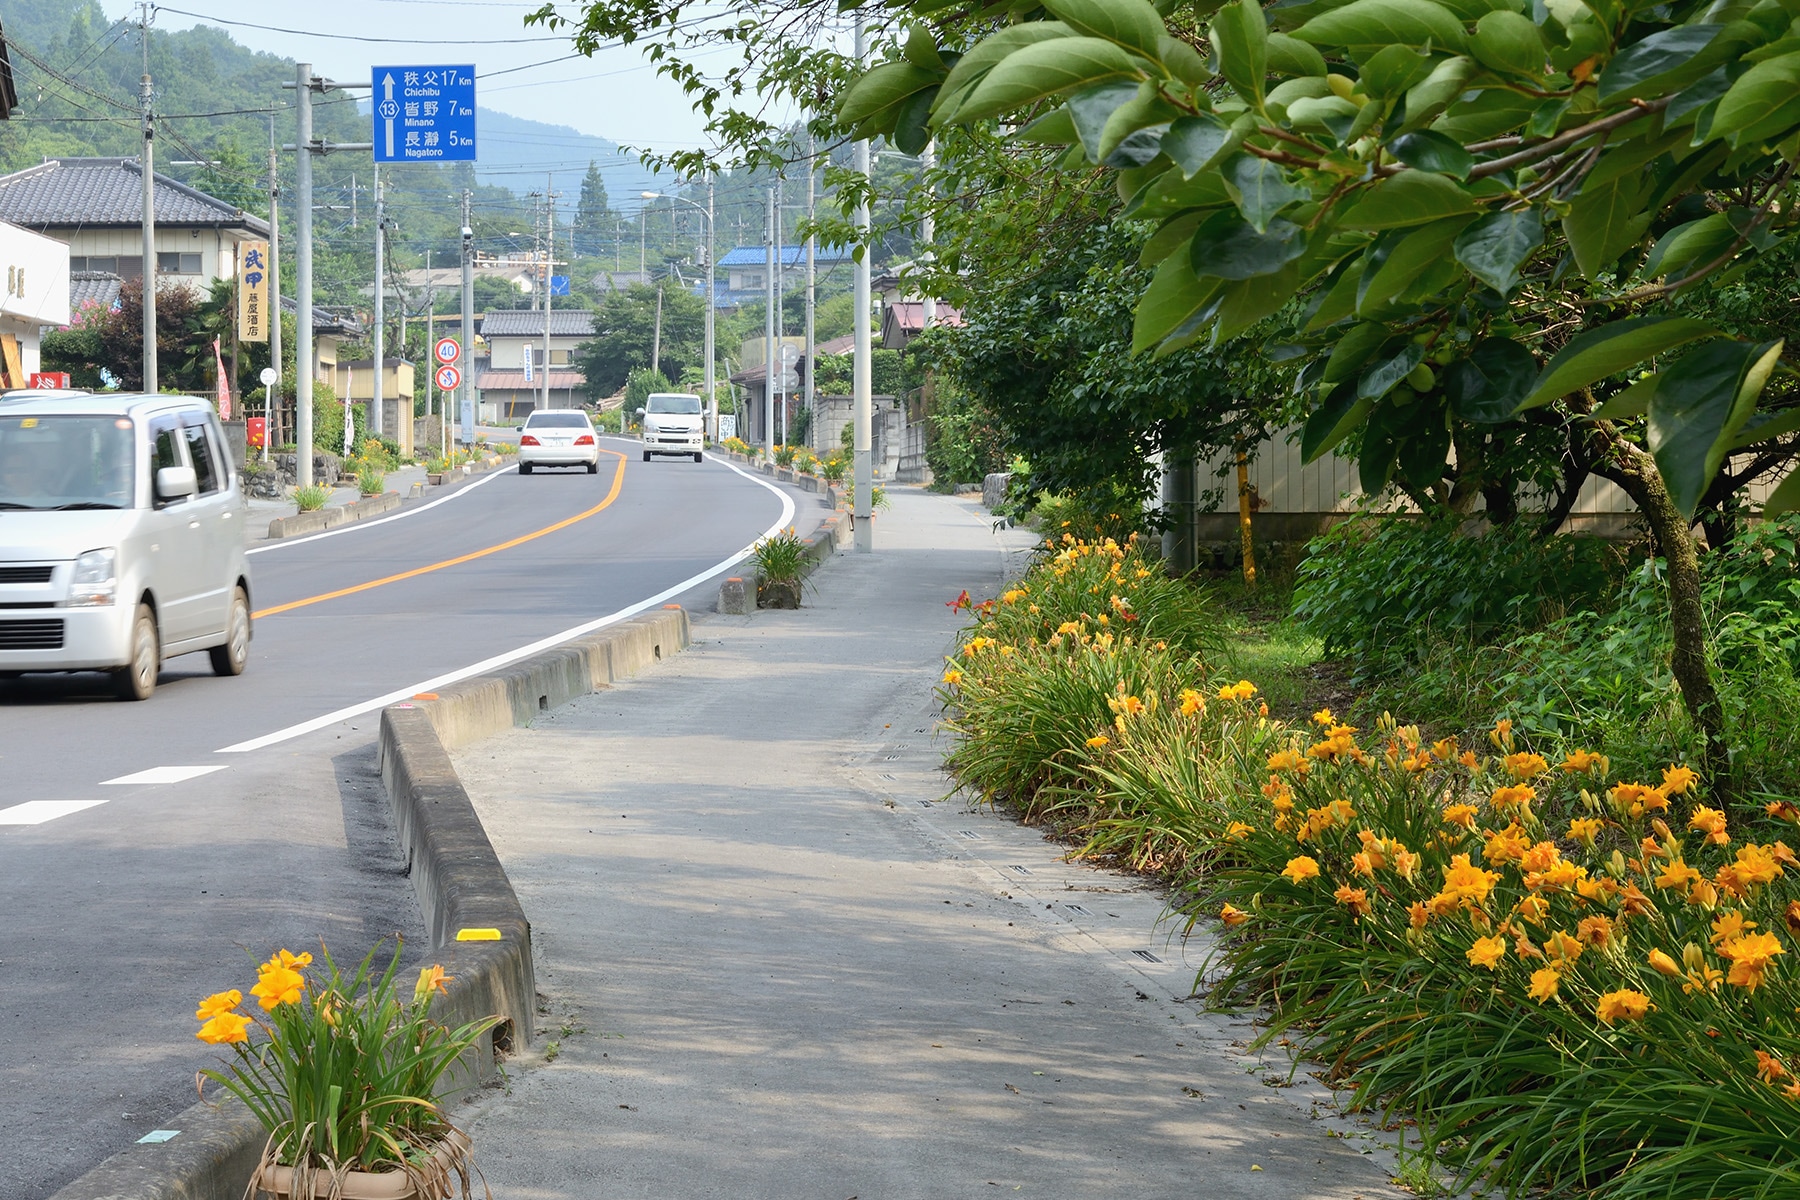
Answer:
265;490;401;539
49;608;690;1200
264;453;508;540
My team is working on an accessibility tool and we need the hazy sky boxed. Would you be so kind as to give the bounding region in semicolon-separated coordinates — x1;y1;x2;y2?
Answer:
117;0;743;152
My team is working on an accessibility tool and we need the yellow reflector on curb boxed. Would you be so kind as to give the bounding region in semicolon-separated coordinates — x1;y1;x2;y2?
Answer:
455;928;503;942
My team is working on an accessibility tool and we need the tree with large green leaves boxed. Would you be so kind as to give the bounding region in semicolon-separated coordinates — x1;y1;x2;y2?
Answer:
836;0;1800;787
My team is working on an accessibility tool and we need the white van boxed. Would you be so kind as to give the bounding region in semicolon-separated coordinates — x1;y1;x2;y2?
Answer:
0;393;252;700
637;392;705;462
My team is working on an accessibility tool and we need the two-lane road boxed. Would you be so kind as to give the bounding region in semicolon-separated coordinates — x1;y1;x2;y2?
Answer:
1;443;798;1199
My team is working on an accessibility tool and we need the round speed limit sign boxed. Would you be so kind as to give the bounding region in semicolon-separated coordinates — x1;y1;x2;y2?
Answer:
435;364;462;391
433;337;461;365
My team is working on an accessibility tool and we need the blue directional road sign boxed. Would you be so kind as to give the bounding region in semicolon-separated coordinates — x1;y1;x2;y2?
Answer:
372;65;476;163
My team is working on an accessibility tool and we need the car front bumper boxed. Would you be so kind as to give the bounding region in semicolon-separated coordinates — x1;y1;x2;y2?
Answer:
0;603;134;671
643;433;703;454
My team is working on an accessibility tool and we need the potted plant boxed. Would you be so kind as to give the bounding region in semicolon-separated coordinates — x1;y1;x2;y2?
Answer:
195;944;497;1199
752;527;807;609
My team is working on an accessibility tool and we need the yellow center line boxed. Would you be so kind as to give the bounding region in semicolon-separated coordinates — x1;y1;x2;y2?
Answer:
252;451;627;620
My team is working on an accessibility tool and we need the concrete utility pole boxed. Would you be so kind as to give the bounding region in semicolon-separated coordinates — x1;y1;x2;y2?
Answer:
460;190;475;447
852;14;874;553
294;62;314;483
286;67;372;483
651;283;663;375
774;179;785;446
542;175;555;412
138;3;156;394
920;140;936;330
370;163;384;443
764;186;776;456
805;138;816;445
705;173;715;442
267;116;281;456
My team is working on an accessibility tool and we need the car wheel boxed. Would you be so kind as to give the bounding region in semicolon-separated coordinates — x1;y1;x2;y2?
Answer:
641;450;651;462
693;452;704;463
587;460;599;474
209;586;250;677
519;462;533;475
114;603;159;701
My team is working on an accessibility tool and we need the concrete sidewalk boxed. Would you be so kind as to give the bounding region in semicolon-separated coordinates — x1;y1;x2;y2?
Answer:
451;488;1405;1199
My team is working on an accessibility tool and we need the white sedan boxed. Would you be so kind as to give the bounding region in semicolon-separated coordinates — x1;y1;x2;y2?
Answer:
517;410;600;474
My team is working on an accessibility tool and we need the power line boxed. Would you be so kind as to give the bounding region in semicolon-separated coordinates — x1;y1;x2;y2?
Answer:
152;7;568;44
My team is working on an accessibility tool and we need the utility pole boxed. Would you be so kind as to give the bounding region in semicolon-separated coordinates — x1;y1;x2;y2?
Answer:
651;282;663;376
704;172;715;443
138;3;156;394
370;163;384;444
460;190;475;447
294;63;314;484
267;114;281;458
764;186;776;456
804;137;816;447
542;175;555;412
774;179;786;447
286;67;372;484
920;140;936;330
639;207;646;279
426;249;440;456
852;13;874;553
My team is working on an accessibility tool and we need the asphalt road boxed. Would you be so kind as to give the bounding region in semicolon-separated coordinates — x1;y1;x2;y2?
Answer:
0;441;800;1200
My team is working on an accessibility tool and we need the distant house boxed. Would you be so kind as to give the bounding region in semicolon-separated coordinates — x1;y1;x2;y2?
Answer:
872;269;961;351
279;295;364;398
711;244;855;310
476;309;592;417
0;158;268;294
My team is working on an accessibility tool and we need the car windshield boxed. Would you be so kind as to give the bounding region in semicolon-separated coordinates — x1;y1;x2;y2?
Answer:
526;413;591;429
0;414;135;511
646;395;702;415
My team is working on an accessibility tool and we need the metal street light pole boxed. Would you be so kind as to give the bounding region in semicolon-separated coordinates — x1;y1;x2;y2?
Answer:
764;186;776;457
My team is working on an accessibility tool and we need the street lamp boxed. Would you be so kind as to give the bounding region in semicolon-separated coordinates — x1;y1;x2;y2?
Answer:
641;183;717;443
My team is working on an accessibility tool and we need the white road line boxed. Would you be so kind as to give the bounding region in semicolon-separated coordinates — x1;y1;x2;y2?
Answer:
100;765;231;786
216;458;797;755
0;799;109;826
246;465;514;556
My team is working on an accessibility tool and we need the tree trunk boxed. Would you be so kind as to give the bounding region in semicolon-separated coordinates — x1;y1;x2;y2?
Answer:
1594;436;1730;793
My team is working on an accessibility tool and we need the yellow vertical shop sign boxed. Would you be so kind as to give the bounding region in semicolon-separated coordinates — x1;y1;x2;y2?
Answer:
237;241;269;342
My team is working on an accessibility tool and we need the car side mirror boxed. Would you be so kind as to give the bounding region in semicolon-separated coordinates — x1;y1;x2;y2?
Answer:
634;408;645;419
155;465;197;500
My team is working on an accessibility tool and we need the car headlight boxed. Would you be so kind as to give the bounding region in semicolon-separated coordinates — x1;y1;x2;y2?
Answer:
68;547;117;607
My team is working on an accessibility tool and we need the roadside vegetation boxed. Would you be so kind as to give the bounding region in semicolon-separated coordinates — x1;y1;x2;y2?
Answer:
939;522;1800;1196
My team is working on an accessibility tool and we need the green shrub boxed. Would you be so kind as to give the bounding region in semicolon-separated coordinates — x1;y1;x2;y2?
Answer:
819;453;848;485
925;387;1006;490
1293;518;1626;682
310;382;345;454
356;467;385;497
773;443;797;468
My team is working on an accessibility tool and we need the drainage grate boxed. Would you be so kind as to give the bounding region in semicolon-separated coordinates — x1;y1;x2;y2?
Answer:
958;830;982;840
1009;865;1032;876
1064;903;1091;916
1132;950;1164;963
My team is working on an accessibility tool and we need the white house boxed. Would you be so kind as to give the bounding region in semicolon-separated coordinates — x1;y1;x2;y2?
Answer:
0;218;71;386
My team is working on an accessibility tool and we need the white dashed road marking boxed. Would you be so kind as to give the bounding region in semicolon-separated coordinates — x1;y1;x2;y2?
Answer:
99;765;230;786
0;799;109;826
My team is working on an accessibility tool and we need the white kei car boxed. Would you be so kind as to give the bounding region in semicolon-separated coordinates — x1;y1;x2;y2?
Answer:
517;410;600;474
